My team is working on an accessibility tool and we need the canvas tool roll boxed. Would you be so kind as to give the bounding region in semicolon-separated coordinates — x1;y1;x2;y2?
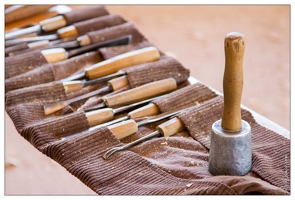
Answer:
5;5;289;196
9;91;289;195
5;55;190;131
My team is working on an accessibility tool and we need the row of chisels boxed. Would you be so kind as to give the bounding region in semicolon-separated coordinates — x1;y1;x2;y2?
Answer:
5;5;253;178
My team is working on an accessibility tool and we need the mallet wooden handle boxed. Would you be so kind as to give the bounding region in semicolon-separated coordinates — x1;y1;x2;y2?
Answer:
103;78;177;108
108;119;138;140
222;32;245;131
85;46;160;80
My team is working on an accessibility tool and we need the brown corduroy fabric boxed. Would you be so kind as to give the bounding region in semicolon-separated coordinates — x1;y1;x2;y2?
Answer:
5;49;48;79
87;22;146;45
18;82;214;151
61;5;109;25
176;96;290;193
74;14;127;34
123;56;190;88
5;42;29;57
153;82;217;113
5;79;107;132
99;40;158;60
5;51;102;93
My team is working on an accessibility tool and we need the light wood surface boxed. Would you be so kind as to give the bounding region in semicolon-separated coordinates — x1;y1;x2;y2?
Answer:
103;78;177;107
39;15;67;32
108;75;129;91
157;117;185;137
85;46;160;79
86;108;114;127
128;103;160;119
57;25;79;38
108;119;138;140
41;48;68;63
63;81;83;94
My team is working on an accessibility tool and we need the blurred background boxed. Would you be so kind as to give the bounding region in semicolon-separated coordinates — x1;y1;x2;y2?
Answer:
5;4;290;195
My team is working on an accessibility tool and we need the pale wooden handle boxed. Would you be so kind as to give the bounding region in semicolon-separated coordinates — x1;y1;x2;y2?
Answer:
128;103;160;119
41;48;68;63
40;15;67;32
27;40;50;49
108;119;138;140
221;32;245;131
108;75;129;91
157;117;185;137
77;35;92;46
44;101;68;115
57;25;79;38
63;81;83;94
86;108;114;127
85;46;160;80
103;78;177;108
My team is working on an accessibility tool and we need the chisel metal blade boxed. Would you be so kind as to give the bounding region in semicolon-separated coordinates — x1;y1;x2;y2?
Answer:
5;34;59;46
5;25;42;40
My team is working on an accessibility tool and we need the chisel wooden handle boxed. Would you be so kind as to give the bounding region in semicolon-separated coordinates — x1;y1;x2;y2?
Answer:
63;81;83;94
41;48;68;63
157;117;185;137
57;25;79;38
86;108;114;127
40;15;67;32
63;75;129;94
103;78;177;107
85;46;160;80
108;119;138;140
128;103;160;119
221;32;245;131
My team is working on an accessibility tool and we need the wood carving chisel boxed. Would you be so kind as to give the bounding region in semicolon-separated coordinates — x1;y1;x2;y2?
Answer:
61;46;160;82
43;78;177;115
81;94;166;127
5;14;126;46
38;34;132;63
64;102;195;140
5;5;109;39
103;116;186;159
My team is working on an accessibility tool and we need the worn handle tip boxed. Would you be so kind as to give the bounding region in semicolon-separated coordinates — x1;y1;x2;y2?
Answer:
225;32;244;40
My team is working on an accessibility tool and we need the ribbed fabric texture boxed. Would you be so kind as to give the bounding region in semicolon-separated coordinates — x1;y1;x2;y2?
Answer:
123;56;190;88
21;111;90;151
153;83;218;113
99;40;156;60
87;22;145;44
5;63;55;93
74;14;127;34
5;49;48;79
5;42;29;57
51;51;101;80
5;51;101;93
62;5;109;25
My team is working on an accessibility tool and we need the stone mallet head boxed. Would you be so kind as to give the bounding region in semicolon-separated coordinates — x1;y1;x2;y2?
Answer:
209;32;252;176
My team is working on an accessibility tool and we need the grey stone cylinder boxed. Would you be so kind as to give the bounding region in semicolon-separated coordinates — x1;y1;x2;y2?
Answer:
209;119;252;176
